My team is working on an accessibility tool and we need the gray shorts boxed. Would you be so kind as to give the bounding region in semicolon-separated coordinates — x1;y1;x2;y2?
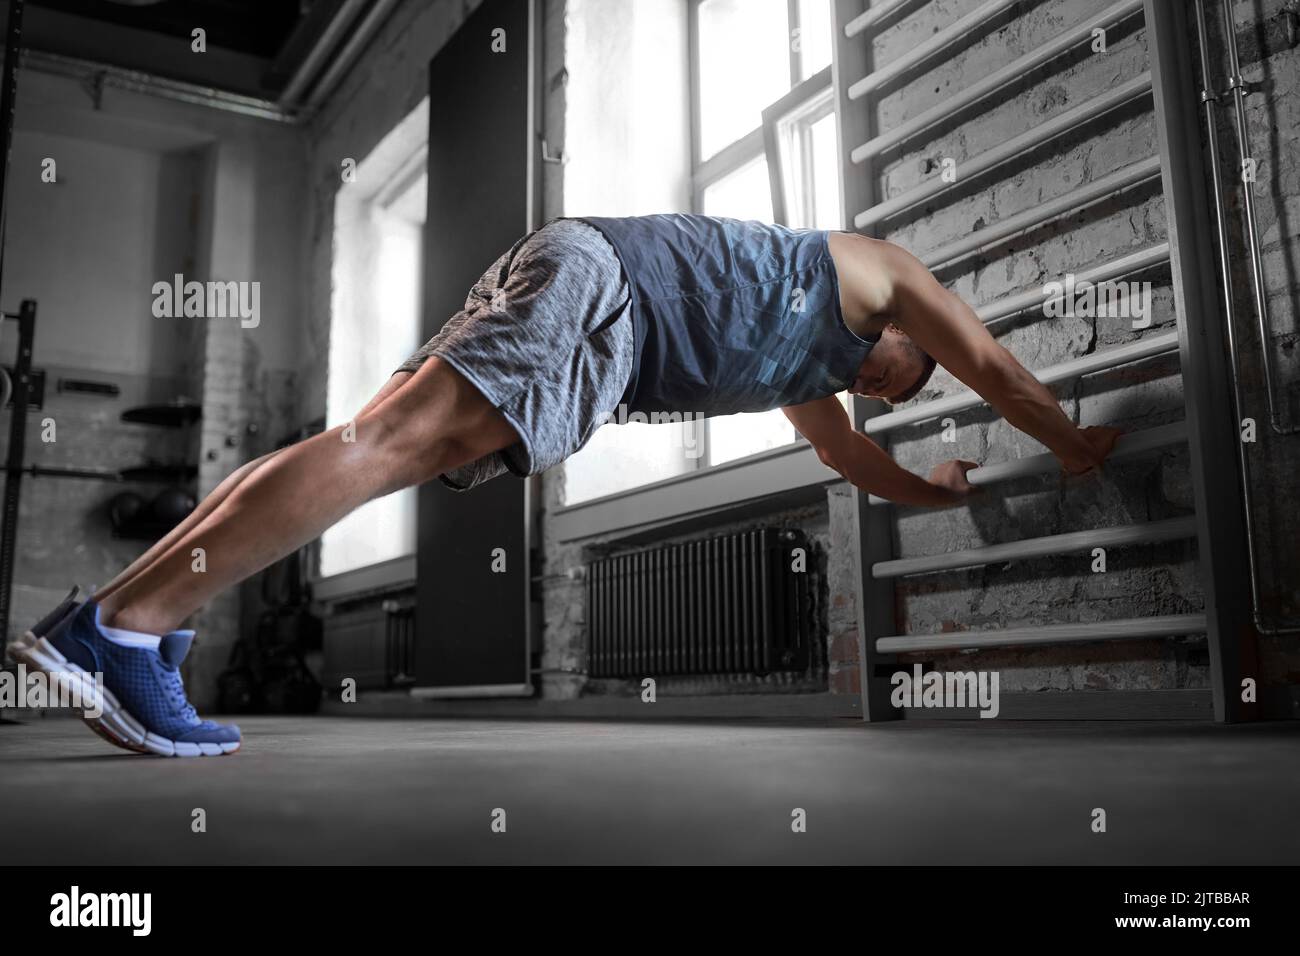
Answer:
395;218;634;490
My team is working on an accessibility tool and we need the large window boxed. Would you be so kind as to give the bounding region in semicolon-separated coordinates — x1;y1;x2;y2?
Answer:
691;0;840;470
321;102;428;578
560;0;842;505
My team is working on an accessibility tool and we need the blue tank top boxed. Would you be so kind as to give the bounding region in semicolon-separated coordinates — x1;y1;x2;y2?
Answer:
576;214;878;417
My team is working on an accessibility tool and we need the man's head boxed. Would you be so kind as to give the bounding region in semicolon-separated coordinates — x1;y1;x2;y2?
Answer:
848;324;936;404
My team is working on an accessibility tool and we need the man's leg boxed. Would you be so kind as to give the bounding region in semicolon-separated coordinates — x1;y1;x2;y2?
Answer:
96;359;515;635
91;371;415;605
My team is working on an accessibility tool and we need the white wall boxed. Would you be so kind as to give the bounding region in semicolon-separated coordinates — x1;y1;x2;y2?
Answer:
8;68;308;379
1;131;194;375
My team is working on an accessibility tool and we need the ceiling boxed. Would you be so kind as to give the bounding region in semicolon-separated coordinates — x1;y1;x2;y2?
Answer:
21;0;368;106
31;0;304;59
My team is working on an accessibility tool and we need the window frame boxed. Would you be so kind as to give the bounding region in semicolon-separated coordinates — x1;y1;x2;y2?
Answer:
688;0;818;181
552;431;833;544
762;66;835;228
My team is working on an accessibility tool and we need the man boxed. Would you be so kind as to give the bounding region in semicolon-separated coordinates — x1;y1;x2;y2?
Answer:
9;214;1120;756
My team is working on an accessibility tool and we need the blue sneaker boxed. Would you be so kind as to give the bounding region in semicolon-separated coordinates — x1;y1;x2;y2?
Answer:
9;600;240;757
7;585;142;754
28;585;82;638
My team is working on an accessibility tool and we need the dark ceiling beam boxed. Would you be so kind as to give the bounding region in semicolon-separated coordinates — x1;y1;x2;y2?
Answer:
30;0;301;58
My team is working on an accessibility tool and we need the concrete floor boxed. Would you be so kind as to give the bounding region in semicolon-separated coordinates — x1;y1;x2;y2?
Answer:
1;715;1297;864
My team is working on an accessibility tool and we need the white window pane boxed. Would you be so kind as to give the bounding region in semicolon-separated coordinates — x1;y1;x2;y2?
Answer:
773;93;840;230
797;0;833;79
327;201;423;428
323;170;424;579
697;0;791;159
701;155;774;222
810;111;841;229
563;419;697;505
708;408;796;466
321;492;417;579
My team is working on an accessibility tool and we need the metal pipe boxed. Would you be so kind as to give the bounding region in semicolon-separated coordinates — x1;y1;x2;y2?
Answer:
301;0;404;113
1193;0;1300;635
20;466;122;480
844;0;914;38
864;330;1181;434
22;50;294;122
876;613;1209;653
872;516;1196;578
854;73;1153;228
0;0;22;302
0;3;28;651
0;301;35;654
278;0;371;109
1221;0;1295;435
851;0;1144;161
867;421;1188;505
921;157;1161;268
848;0;1020;99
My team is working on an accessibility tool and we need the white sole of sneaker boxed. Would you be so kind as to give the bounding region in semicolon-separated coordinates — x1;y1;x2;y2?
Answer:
19;628;148;755
7;631;240;758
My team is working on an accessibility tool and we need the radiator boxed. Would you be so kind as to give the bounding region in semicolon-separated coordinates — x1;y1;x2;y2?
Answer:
381;599;417;688
587;528;815;678
322;593;416;691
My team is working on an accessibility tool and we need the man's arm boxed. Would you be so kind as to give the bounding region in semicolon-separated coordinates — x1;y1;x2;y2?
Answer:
783;396;976;506
881;243;1117;473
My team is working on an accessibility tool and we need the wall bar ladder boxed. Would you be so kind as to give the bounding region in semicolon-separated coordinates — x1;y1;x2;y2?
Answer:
866;421;1188;505
855;73;1152;228
833;0;1257;722
851;0;1145;162
878;614;1209;654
